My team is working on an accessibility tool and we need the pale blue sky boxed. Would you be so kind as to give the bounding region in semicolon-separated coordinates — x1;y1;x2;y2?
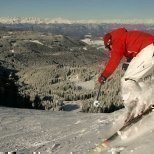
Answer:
0;0;154;20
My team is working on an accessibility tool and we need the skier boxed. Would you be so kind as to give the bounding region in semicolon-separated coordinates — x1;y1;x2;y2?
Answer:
98;28;154;122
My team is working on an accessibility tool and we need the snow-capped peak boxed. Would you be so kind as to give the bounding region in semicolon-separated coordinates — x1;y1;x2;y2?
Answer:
0;17;154;24
0;17;72;24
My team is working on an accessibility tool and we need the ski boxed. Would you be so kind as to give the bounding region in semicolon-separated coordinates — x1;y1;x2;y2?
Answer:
91;105;153;154
105;106;153;142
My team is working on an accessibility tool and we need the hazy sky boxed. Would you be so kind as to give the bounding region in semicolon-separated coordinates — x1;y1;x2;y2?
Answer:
0;0;154;20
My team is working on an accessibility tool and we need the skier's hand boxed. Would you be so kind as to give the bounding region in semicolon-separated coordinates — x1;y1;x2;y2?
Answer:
98;75;106;84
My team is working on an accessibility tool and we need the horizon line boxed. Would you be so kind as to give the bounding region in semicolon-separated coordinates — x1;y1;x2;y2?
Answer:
0;16;154;24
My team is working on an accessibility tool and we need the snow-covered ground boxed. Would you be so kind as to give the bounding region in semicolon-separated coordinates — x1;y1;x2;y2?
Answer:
0;107;154;154
80;38;107;50
75;80;95;90
81;38;103;46
29;40;44;45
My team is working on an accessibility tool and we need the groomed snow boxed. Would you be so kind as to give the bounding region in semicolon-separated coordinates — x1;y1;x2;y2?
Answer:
0;107;154;153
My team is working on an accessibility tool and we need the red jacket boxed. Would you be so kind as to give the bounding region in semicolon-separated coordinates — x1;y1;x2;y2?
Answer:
102;28;154;78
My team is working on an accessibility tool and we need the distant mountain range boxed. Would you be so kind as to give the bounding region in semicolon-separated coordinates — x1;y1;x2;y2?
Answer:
0;17;154;25
0;17;154;38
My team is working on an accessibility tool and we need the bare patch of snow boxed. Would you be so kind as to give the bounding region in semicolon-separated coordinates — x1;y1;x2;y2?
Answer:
76;80;95;90
29;40;43;45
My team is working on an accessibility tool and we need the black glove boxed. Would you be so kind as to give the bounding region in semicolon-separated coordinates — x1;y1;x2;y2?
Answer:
98;75;106;84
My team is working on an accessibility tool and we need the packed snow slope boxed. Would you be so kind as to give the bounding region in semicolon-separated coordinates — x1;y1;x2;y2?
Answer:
0;107;154;154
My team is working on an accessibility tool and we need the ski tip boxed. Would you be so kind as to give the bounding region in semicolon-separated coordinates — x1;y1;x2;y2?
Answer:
90;141;109;154
102;139;110;147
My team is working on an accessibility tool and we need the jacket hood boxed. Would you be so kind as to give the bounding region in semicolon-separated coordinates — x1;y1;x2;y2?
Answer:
110;28;127;41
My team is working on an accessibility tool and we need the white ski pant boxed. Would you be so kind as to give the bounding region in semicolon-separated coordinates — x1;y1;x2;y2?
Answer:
121;44;154;116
